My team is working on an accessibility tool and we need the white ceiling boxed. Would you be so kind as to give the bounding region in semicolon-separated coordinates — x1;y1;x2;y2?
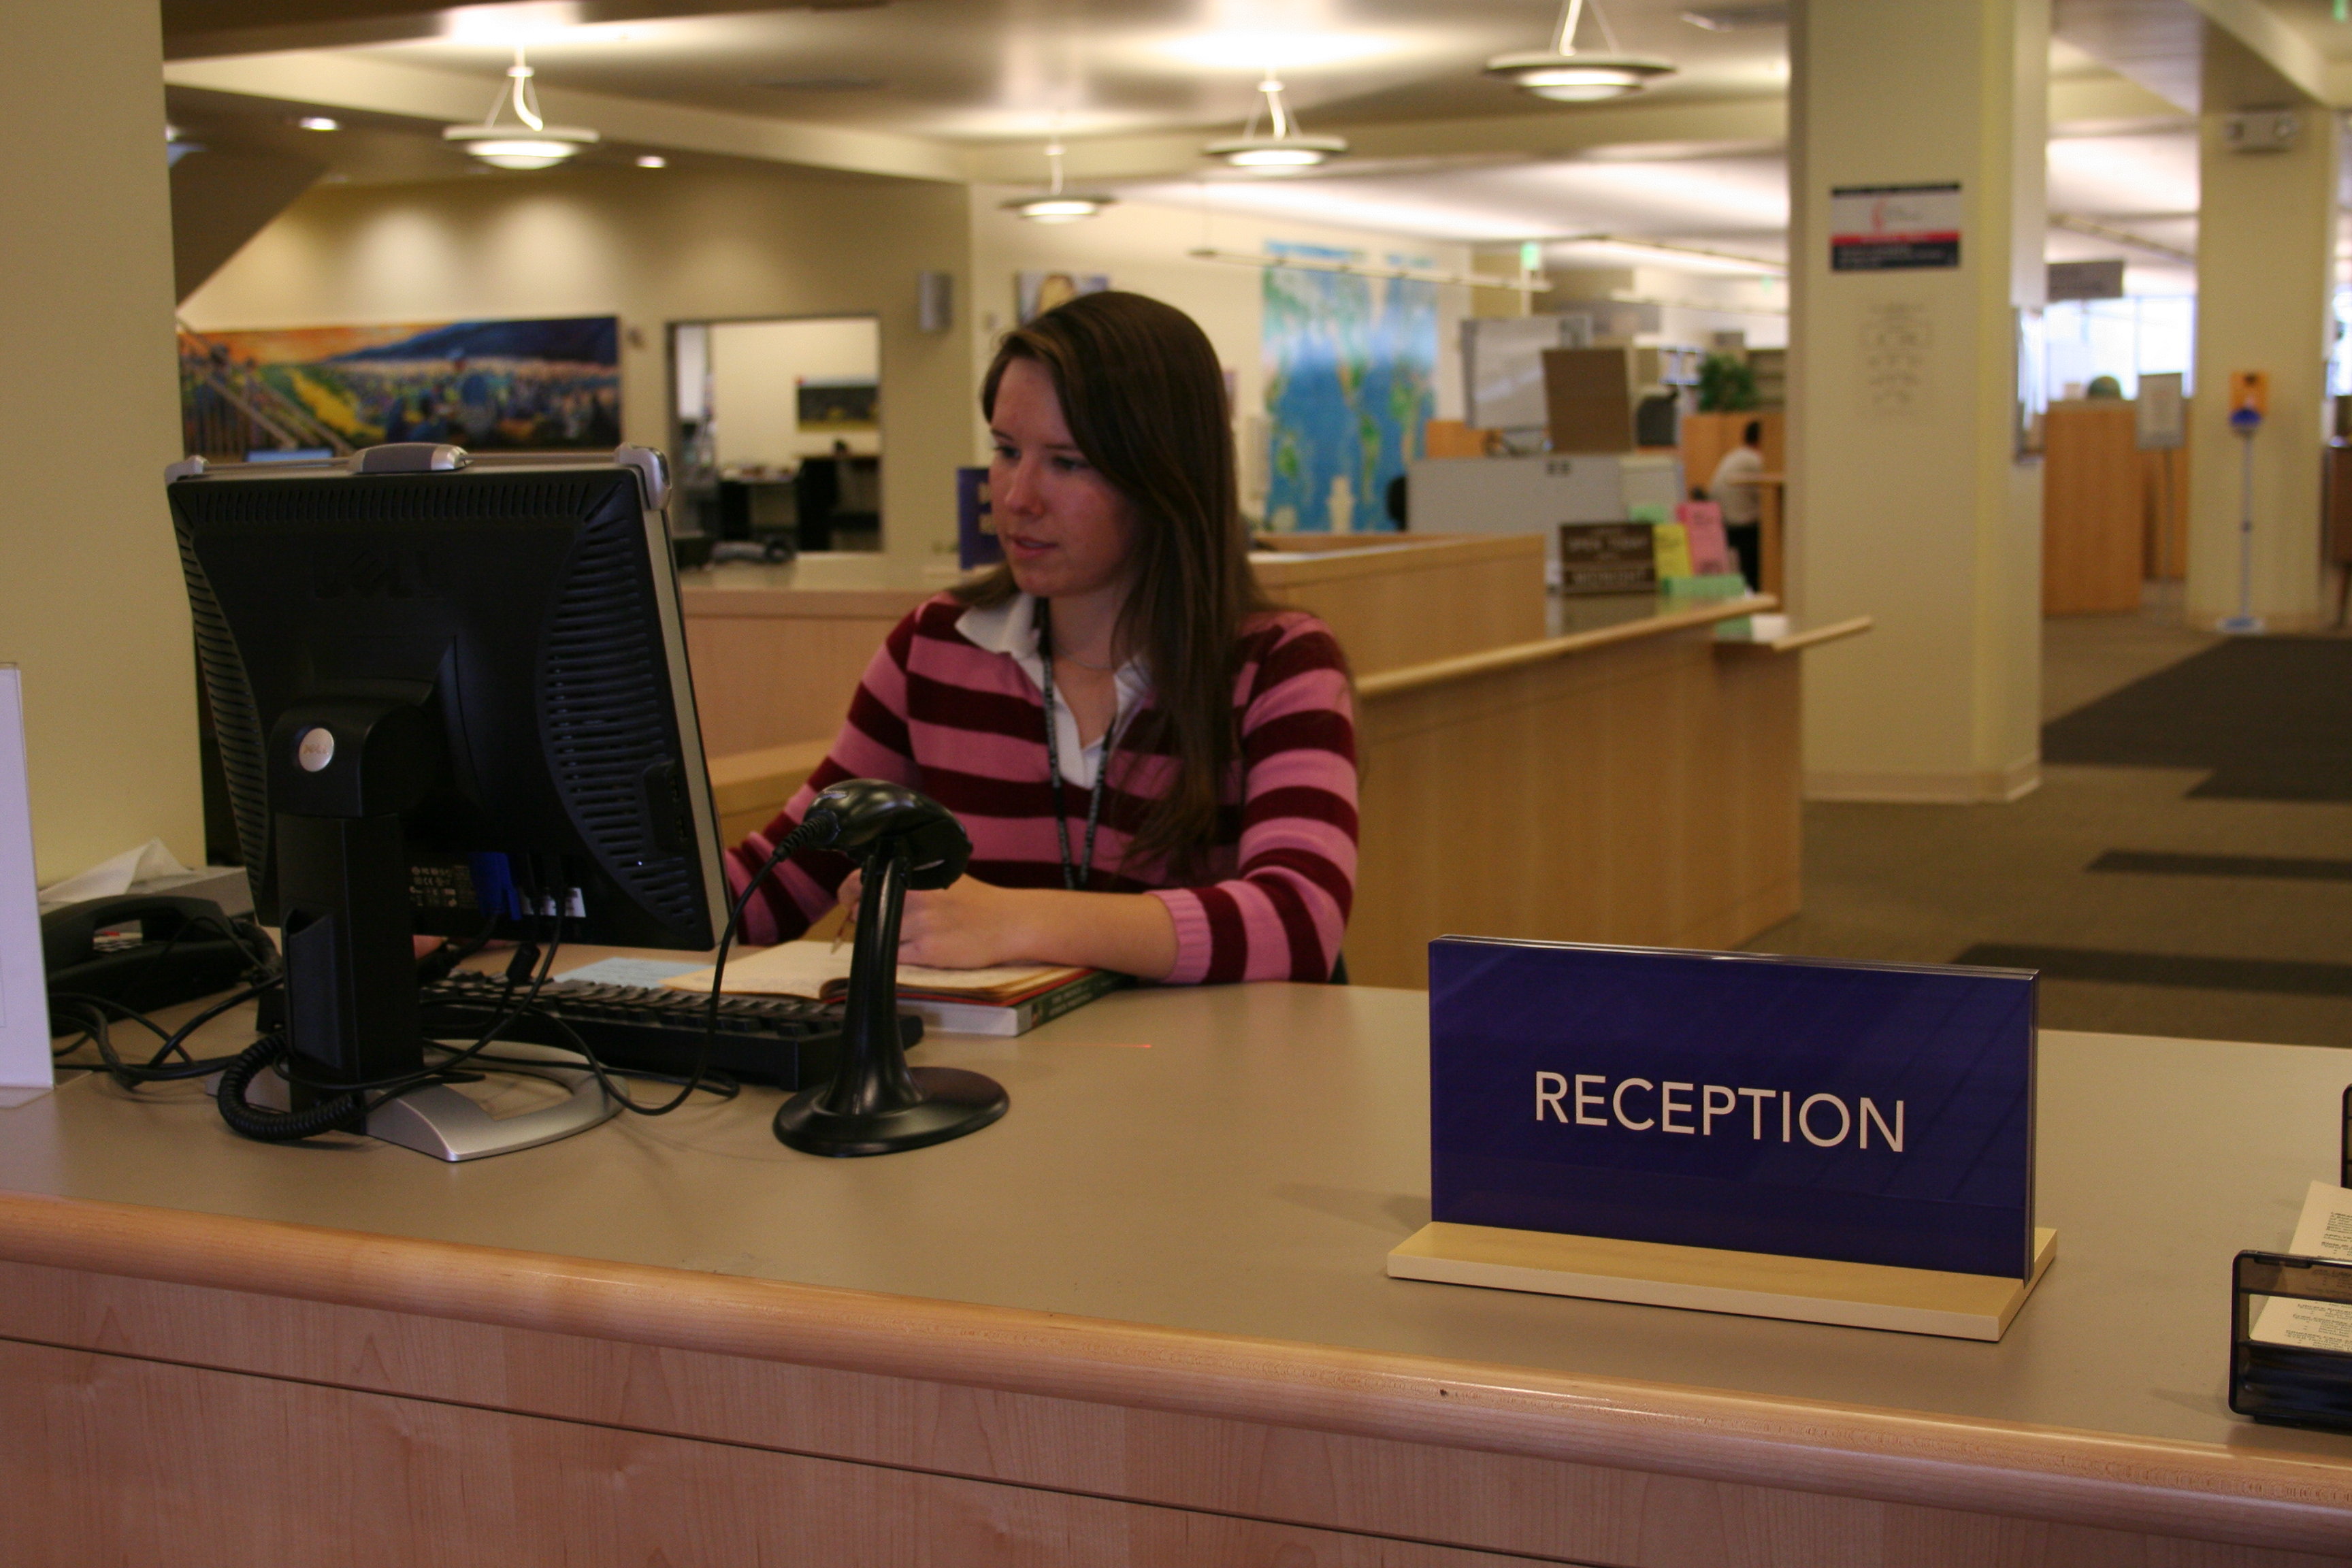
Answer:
348;0;1790;139
167;0;2228;289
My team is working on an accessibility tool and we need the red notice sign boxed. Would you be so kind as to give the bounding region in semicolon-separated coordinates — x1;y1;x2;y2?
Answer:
1829;182;1963;272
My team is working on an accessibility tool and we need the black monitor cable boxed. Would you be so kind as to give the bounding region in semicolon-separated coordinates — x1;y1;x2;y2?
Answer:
528;813;830;1118
217;919;569;1141
51;919;284;1090
116;819;836;1143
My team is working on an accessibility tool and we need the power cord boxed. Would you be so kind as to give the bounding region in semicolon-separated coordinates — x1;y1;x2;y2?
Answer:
74;818;839;1145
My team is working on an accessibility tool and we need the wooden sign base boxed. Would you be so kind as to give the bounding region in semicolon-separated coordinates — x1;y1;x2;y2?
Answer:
1388;1222;2057;1341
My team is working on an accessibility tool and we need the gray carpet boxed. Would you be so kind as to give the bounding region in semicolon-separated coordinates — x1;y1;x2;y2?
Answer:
1745;612;2352;1049
2041;636;2352;800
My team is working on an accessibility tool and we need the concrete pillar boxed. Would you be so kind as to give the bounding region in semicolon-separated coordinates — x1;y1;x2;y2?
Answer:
0;0;199;878
1787;0;2048;802
2187;103;2337;630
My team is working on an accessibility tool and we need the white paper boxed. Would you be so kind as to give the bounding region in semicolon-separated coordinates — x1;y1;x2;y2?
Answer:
556;957;706;990
2251;1181;2352;1349
664;940;1083;1001
0;669;53;1090
36;836;192;909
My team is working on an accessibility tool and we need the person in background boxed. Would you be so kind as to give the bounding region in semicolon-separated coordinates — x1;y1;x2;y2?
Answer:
728;291;1358;984
1707;418;1767;591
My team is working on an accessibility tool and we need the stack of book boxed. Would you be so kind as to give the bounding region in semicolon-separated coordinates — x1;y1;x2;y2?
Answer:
664;942;1128;1036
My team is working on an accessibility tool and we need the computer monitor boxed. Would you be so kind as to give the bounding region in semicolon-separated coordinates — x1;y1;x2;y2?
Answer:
166;442;728;1152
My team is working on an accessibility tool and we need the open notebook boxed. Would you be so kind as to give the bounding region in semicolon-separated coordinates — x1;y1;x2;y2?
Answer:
663;941;1126;1035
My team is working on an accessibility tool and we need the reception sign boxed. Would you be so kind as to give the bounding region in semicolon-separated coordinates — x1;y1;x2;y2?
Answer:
1428;938;2036;1280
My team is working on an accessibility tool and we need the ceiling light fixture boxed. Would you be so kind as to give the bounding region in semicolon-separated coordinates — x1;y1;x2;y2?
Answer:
444;45;598;170
1486;0;1676;103
636;154;668;168
1204;69;1348;169
295;116;340;131
1002;135;1113;223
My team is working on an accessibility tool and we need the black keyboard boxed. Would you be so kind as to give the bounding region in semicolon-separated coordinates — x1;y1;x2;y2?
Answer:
416;970;921;1090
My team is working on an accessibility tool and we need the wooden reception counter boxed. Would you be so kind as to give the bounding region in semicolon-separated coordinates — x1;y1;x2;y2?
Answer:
699;574;1869;988
1;981;2347;1565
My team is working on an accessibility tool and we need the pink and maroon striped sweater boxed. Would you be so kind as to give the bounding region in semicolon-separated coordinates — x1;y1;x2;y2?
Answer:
724;593;1358;983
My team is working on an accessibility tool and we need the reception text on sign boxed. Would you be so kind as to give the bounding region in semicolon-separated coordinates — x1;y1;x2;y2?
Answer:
1429;938;2036;1279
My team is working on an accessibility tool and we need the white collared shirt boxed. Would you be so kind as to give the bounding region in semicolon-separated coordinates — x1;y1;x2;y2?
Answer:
956;593;1149;789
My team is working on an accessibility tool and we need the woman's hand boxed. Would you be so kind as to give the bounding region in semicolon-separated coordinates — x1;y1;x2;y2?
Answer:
838;870;1034;970
834;870;1178;979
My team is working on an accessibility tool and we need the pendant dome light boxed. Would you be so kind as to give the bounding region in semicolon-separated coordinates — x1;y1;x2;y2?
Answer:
1485;0;1676;103
1002;135;1114;223
1203;70;1348;169
444;46;600;169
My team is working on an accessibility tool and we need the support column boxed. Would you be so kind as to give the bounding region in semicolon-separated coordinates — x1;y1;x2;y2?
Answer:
2187;102;2337;631
1788;0;2047;803
0;0;197;879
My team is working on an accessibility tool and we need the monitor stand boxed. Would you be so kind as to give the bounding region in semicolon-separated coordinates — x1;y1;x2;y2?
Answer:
244;695;619;1160
233;1042;618;1162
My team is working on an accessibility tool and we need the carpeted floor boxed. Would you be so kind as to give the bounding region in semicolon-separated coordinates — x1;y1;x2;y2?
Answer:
1744;602;2352;1048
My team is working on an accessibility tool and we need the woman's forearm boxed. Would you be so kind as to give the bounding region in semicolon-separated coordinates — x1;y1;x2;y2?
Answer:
1003;888;1179;980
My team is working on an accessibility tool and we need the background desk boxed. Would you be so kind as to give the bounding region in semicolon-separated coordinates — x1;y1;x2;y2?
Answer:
676;535;1548;756
1;981;2347;1565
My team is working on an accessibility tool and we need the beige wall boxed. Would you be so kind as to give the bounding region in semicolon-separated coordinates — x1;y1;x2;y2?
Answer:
2187;104;2336;630
1787;0;2047;804
181;163;975;566
0;0;200;882
705;316;882;467
967;192;1471;523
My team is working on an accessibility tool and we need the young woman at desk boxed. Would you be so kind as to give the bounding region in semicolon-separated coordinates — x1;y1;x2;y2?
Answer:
726;292;1358;983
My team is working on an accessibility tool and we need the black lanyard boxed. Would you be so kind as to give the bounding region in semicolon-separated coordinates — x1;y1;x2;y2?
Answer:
1036;602;1117;893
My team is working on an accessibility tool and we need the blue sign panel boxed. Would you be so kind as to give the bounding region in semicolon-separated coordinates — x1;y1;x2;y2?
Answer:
1430;938;2036;1279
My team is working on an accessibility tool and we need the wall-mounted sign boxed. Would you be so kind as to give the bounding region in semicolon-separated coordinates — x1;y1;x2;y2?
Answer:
1830;182;1962;272
2137;372;2185;451
1418;937;2037;1279
2047;259;2127;301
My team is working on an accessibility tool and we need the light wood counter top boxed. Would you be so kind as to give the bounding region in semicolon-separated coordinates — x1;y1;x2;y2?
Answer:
3;981;2348;1559
1362;593;1776;698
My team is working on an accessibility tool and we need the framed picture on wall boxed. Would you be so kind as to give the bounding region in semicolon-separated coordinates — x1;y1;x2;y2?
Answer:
176;315;620;459
1016;271;1108;325
796;377;879;431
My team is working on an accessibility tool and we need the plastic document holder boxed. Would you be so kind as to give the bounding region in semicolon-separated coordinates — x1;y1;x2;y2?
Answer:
2231;1251;2352;1433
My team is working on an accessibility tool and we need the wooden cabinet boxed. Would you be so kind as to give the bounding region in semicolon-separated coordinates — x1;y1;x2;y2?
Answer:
1680;409;1784;496
2042;401;2144;613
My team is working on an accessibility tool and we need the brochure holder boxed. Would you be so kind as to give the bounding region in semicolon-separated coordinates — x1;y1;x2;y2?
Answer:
2232;1250;2352;1433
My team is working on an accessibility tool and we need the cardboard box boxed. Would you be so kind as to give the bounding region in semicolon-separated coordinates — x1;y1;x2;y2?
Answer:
1542;347;1635;454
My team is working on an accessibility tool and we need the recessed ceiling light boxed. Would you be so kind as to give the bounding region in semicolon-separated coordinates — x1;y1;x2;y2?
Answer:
636;154;667;168
1158;30;1394;70
1680;5;1788;29
1486;0;1677;103
295;116;340;131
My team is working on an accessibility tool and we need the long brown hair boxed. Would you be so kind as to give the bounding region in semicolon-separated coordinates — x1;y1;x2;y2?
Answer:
959;291;1272;872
